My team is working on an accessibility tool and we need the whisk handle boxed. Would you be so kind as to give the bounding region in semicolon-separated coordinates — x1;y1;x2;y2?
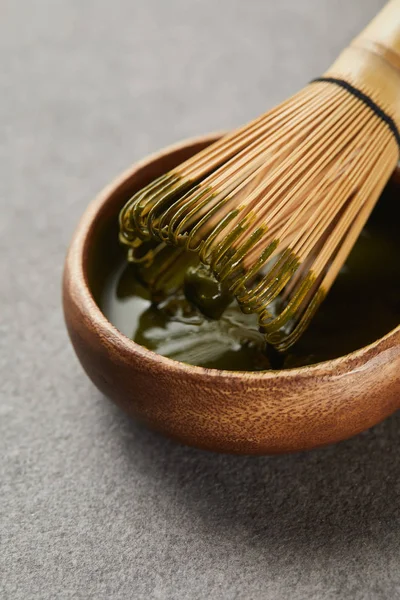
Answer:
352;0;400;65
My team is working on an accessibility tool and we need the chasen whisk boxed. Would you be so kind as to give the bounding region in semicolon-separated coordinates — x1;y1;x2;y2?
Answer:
119;0;400;351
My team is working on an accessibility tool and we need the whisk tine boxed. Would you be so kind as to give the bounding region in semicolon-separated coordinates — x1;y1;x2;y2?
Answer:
119;1;400;350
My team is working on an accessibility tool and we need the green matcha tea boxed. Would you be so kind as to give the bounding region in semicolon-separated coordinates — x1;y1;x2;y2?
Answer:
100;180;400;371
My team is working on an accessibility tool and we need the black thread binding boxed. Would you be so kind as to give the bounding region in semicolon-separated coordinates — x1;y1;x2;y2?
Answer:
311;76;400;151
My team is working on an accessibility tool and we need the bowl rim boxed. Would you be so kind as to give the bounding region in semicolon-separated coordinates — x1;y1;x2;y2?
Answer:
65;132;400;381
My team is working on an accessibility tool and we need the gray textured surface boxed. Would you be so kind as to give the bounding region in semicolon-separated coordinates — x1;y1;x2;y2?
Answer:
1;0;400;598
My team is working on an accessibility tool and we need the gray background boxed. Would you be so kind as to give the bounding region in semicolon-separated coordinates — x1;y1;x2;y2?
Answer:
2;0;399;598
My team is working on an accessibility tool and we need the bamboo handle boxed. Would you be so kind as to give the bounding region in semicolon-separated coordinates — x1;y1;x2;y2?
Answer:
352;0;400;61
325;1;400;129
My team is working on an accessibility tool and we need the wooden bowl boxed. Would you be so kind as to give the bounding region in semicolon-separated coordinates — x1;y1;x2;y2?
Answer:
63;134;400;455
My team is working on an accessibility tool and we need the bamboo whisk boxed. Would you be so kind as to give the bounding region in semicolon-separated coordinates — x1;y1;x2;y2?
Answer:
120;1;400;351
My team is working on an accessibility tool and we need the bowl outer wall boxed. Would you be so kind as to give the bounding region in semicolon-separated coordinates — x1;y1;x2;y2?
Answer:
63;133;400;454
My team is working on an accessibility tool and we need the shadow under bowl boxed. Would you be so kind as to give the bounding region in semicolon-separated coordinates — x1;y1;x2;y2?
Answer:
63;133;400;455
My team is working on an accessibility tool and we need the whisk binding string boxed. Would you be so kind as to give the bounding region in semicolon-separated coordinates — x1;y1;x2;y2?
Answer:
311;77;400;150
